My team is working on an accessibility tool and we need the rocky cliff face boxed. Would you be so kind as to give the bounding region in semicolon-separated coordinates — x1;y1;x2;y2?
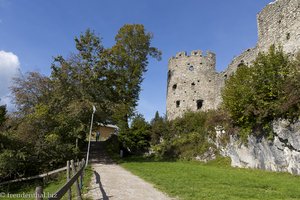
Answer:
220;120;300;175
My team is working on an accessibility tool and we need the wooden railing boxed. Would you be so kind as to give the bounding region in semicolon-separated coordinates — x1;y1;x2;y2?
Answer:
35;159;85;200
0;159;86;200
0;167;68;186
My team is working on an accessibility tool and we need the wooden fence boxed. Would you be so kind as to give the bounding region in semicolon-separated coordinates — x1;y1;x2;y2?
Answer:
0;159;86;200
36;159;85;200
0;167;69;186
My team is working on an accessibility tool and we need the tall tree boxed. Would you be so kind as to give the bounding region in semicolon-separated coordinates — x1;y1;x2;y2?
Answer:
4;24;161;179
106;24;161;132
11;72;52;115
150;111;166;145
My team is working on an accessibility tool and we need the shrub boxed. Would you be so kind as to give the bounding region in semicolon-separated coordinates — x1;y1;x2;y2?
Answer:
149;111;167;145
151;111;230;160
120;114;151;154
222;45;300;139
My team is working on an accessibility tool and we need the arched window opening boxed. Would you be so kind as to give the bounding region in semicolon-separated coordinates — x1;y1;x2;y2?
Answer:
176;100;180;108
197;100;203;110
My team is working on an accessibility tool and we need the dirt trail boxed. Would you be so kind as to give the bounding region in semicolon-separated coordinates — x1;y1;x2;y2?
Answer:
85;141;173;200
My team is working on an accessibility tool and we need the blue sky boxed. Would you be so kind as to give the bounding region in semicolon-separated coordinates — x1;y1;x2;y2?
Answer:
0;0;273;121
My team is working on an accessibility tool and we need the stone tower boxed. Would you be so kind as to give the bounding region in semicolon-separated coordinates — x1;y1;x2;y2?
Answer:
166;0;300;121
166;50;219;120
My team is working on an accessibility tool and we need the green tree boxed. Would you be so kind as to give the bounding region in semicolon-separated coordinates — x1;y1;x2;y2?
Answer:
0;105;6;127
3;24;161;180
152;111;219;160
123;114;151;154
150;111;166;145
106;24;161;131
222;45;300;138
278;53;300;120
11;72;52;115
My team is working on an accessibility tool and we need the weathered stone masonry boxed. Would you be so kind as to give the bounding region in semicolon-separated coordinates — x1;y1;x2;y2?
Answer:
166;50;219;120
166;0;300;120
226;0;300;77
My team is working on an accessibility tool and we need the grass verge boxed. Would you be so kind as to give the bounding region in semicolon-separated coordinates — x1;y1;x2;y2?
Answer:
120;157;300;200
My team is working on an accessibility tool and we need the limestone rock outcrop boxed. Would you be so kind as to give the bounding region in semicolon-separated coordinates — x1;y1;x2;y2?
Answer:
221;120;300;175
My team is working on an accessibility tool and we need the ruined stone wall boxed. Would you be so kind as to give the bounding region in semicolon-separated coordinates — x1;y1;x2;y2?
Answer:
218;0;300;174
225;0;300;77
225;47;259;77
166;0;300;120
216;0;300;109
166;50;218;120
257;0;300;54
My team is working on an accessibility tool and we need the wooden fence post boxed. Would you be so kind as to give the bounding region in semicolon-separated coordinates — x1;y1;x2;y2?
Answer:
80;159;85;189
71;160;82;200
78;161;82;190
35;186;43;200
67;160;71;200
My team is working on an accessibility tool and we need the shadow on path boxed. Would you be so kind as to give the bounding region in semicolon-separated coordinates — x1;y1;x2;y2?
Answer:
94;170;112;200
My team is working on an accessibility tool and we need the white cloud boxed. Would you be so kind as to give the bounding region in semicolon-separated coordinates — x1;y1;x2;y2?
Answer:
0;50;20;108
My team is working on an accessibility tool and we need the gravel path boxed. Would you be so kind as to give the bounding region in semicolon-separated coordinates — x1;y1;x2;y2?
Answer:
84;141;174;200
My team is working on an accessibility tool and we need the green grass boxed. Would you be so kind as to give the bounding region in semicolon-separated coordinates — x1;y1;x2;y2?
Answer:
120;157;300;200
0;166;93;200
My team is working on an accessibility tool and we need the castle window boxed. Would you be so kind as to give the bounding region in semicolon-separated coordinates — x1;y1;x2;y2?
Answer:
196;100;203;110
197;80;200;82
237;63;244;68
200;62;203;65
209;79;211;82
224;74;228;79
191;82;195;86
189;66;194;71
176;100;180;108
286;33;290;40
172;84;177;90
168;70;172;80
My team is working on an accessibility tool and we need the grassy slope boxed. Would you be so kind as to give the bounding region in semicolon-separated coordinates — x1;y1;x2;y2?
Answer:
1;166;93;200
121;158;300;200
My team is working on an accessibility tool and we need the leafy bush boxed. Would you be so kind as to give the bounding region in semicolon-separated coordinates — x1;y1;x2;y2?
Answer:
222;45;300;139
0;105;6;127
149;111;167;145
151;111;230;160
120;114;151;154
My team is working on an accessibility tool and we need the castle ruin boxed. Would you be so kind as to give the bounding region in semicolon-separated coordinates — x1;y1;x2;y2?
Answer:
166;51;220;119
166;0;300;120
